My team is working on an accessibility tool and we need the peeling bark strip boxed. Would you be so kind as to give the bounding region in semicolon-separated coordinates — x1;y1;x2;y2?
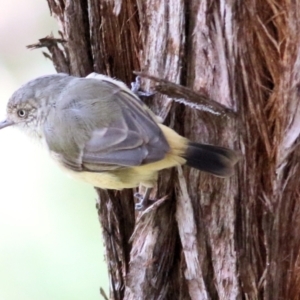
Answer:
176;166;209;300
27;35;70;74
134;71;236;117
40;0;300;299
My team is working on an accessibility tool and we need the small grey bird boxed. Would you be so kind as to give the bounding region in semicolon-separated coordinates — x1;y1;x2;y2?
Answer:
0;73;240;209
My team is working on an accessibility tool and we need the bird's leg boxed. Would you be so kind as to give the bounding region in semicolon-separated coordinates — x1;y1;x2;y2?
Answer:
134;188;153;211
131;76;155;98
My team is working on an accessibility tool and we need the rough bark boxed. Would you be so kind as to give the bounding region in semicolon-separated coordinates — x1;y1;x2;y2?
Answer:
32;0;300;299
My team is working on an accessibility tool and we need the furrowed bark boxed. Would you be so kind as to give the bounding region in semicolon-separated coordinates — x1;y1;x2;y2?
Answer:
34;0;300;299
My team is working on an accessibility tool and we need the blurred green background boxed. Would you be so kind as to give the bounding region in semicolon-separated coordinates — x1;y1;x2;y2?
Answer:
0;1;109;299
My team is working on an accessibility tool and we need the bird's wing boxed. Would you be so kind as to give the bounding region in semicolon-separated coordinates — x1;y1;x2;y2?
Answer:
44;77;170;172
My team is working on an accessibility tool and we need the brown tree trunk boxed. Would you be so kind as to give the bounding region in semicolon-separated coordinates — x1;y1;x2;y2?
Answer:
34;0;300;299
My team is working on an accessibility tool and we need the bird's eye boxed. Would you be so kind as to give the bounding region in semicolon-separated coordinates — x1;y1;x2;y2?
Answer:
17;109;27;118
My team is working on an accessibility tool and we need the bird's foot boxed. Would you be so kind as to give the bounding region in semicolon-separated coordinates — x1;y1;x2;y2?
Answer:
131;76;155;98
134;192;156;211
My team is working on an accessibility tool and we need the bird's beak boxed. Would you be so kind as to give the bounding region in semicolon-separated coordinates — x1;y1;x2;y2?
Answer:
0;119;14;129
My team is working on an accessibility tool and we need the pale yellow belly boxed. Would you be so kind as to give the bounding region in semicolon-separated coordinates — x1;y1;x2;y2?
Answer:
58;153;186;190
51;124;188;190
66;167;156;190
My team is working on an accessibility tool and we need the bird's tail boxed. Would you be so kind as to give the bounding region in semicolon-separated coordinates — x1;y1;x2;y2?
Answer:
183;142;240;177
158;124;240;177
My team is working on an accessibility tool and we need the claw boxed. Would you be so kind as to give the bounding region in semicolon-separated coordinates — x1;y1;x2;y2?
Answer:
134;188;153;211
131;76;155;98
134;202;144;211
131;76;141;93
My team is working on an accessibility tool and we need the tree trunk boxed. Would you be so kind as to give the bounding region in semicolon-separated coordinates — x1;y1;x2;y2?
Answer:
35;0;300;299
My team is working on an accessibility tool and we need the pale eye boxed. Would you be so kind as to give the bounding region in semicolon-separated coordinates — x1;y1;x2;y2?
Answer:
17;109;27;118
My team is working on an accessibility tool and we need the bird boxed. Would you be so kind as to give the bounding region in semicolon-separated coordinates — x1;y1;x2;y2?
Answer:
0;73;240;209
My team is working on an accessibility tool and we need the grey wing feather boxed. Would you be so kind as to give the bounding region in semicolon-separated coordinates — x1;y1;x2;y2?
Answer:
44;76;170;172
82;87;170;170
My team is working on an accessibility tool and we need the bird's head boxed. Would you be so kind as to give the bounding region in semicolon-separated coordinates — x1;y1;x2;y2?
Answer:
0;74;70;139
